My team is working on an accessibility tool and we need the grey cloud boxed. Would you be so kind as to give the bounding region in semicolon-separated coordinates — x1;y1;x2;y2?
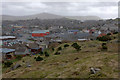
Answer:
2;2;118;19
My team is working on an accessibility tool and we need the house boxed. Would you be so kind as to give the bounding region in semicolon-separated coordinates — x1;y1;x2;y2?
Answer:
100;27;108;31
78;39;89;41
51;39;62;43
0;48;15;60
82;29;89;33
89;29;96;34
36;41;49;51
98;31;102;34
88;34;99;40
14;26;24;28
26;42;41;54
0;36;16;40
15;47;28;56
68;30;79;34
98;33;106;37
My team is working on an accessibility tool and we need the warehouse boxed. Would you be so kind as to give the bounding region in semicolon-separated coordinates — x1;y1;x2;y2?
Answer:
32;30;50;37
0;36;16;40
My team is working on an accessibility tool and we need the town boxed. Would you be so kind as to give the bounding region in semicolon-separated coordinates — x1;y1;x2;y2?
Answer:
1;17;118;60
1;1;119;78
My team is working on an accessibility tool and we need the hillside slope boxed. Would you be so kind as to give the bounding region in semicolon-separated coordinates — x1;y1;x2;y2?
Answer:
2;40;118;78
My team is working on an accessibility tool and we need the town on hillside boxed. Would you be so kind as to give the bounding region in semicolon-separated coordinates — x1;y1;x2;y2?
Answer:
1;18;118;60
1;1;119;79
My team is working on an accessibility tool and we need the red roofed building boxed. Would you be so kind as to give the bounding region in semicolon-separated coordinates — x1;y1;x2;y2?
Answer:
32;30;50;37
98;33;106;37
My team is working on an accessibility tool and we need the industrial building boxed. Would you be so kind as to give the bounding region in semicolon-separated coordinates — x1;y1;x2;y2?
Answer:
32;30;50;37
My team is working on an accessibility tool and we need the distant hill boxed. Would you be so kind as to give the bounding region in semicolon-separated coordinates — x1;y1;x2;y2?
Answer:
66;16;101;21
2;13;64;21
2;13;101;21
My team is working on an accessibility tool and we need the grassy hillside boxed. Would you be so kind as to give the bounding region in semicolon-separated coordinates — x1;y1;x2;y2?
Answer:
2;39;119;78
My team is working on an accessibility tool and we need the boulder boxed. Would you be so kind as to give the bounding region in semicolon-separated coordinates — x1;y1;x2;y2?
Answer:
11;63;21;70
90;67;101;74
26;62;31;67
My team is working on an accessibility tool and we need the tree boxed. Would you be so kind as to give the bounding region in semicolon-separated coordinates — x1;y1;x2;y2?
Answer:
44;51;49;57
64;44;69;48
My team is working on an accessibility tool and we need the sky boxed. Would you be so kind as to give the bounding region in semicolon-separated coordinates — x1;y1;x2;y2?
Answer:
2;2;118;19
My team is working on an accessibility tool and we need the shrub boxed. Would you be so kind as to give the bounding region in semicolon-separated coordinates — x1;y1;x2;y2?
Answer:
75;45;81;51
102;46;107;50
102;43;106;46
22;60;25;62
97;35;111;41
36;56;43;61
57;47;62;51
113;32;118;34
44;51;49;57
71;43;78;47
34;57;36;59
54;52;61;55
39;51;43;55
58;42;62;44
15;55;22;60
64;44;69;48
107;33;111;35
4;61;13;68
71;43;81;51
101;43;107;50
52;48;54;51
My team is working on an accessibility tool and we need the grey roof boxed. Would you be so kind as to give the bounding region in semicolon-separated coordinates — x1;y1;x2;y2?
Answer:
46;32;99;41
0;48;15;53
15;47;26;52
0;36;16;40
26;43;40;49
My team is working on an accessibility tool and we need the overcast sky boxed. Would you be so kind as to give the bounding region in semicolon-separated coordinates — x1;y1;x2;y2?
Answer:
2;2;118;19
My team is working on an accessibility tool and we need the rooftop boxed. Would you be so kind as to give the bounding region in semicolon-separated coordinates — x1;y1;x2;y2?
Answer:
0;36;16;40
0;48;15;53
32;30;49;33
